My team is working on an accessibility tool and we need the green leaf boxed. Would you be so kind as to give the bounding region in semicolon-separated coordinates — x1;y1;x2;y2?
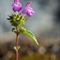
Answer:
14;46;20;50
12;28;17;33
20;27;39;45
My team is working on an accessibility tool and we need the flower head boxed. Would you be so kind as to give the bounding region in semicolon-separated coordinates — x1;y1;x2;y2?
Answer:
22;1;34;17
12;0;22;12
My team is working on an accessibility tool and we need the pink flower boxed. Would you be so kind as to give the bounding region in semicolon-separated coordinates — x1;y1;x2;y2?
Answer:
22;1;35;17
12;0;22;12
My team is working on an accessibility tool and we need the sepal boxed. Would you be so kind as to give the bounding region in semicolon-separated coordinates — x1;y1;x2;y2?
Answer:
7;13;27;27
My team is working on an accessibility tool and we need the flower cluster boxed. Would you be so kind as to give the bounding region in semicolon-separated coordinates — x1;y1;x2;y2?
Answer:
12;0;34;17
7;0;35;27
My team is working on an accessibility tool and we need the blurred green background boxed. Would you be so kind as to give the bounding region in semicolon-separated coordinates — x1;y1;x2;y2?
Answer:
0;0;60;60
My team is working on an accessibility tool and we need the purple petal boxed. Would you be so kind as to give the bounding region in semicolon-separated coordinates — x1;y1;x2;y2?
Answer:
22;6;35;17
14;0;19;3
12;2;22;12
26;7;35;17
25;1;32;7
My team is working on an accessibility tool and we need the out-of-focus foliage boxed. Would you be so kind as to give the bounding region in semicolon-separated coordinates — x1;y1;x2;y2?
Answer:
8;52;59;60
0;36;60;60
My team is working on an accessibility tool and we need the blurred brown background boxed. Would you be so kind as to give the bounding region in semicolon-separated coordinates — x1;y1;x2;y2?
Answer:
0;0;60;60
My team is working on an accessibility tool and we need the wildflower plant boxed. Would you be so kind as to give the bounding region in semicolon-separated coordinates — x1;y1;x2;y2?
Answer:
7;0;39;60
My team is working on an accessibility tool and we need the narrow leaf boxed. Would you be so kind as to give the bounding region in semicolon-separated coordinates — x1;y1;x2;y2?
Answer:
20;27;39;45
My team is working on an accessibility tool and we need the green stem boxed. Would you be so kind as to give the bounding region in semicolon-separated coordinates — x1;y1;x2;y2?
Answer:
15;27;19;60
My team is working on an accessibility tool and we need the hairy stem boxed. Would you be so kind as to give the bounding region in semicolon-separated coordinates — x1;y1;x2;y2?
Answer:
15;27;19;60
